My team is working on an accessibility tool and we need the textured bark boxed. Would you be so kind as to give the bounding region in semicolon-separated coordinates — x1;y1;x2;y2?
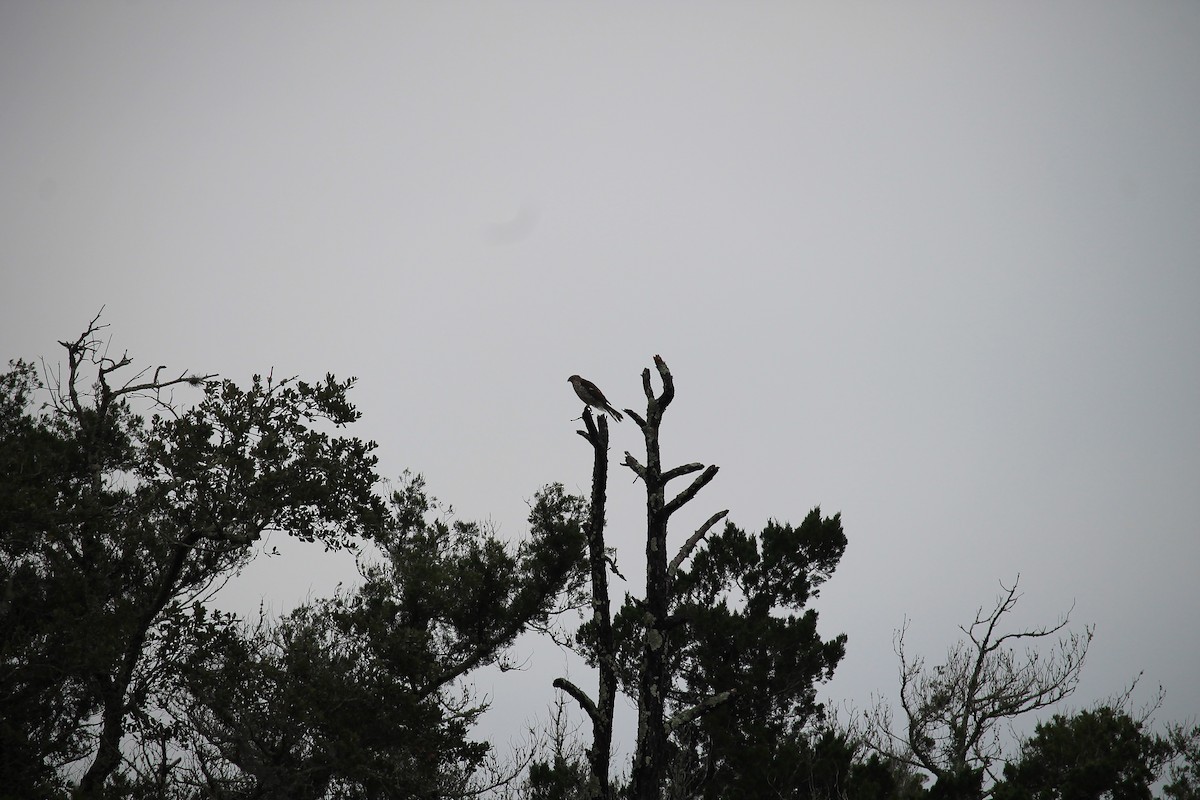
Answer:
624;356;719;800
563;358;724;800
555;410;618;800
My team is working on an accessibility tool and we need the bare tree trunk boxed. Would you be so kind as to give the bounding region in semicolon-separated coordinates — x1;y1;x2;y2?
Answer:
624;357;719;800
77;687;125;797
630;421;670;800
562;358;724;800
555;410;617;800
77;539;198;797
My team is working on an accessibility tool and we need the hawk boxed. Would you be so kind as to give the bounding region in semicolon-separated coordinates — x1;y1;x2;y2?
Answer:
568;375;623;421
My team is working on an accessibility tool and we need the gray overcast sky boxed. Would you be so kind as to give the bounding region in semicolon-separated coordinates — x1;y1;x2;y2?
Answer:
3;1;1198;765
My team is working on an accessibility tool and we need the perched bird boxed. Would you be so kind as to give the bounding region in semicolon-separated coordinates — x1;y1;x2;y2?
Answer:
568;375;623;421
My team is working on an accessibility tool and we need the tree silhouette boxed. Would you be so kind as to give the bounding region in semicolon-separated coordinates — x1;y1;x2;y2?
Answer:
0;316;585;798
560;357;848;800
864;577;1093;799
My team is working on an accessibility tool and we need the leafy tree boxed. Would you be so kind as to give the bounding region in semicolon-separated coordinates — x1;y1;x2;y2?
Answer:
1;316;587;798
664;721;927;800
519;696;594;800
169;476;587;800
991;706;1172;800
0;360;86;796
660;514;848;798
863;577;1093;800
1;315;387;797
849;748;930;800
1164;724;1200;800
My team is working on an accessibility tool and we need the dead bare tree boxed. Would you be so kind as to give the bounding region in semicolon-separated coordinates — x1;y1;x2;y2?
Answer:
558;357;766;800
622;356;729;800
863;576;1093;799
554;409;619;800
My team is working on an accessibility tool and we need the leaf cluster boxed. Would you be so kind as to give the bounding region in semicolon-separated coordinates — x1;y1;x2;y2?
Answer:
664;512;849;797
993;706;1174;800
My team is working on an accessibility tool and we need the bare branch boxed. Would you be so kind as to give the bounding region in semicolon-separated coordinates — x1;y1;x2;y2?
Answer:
668;510;729;579
622;452;647;481
49;310;215;425
663;465;719;518
661;462;704;483
576;407;600;443
864;579;1093;787
553;678;600;729
665;690;735;735
115;370;217;399
570;397;618;800
634;354;675;418
651;354;672;407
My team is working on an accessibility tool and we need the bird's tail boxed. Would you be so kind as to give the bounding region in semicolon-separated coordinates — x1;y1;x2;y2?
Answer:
604;404;624;422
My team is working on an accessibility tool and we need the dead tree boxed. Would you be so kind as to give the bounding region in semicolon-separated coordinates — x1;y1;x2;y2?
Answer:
556;357;733;800
623;356;728;800
553;409;619;800
864;576;1094;799
559;357;744;800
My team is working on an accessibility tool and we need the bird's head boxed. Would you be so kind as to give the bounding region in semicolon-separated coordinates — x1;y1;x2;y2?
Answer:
568;375;582;386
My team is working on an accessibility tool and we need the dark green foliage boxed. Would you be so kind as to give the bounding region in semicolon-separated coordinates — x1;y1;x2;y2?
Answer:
926;768;982;800
0;332;388;796
849;751;929;800
526;756;592;800
594;510;848;798
992;707;1172;800
1164;725;1200;800
176;599;488;799
0;361;90;794
172;478;586;798
0;321;587;798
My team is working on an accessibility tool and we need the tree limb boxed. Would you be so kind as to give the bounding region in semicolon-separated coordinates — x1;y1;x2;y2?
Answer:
663;465;719;518
661;463;704;483
623;453;647;481
665;690;736;735
668;510;729;579
553;678;600;728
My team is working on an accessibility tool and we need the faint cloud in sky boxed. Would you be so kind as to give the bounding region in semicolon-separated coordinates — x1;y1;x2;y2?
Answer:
484;199;540;245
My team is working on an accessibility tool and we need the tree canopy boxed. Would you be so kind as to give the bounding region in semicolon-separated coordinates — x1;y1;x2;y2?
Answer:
0;317;585;798
3;318;1195;800
992;706;1172;800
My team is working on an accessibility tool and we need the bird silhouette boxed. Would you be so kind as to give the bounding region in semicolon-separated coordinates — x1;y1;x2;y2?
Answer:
568;375;623;421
